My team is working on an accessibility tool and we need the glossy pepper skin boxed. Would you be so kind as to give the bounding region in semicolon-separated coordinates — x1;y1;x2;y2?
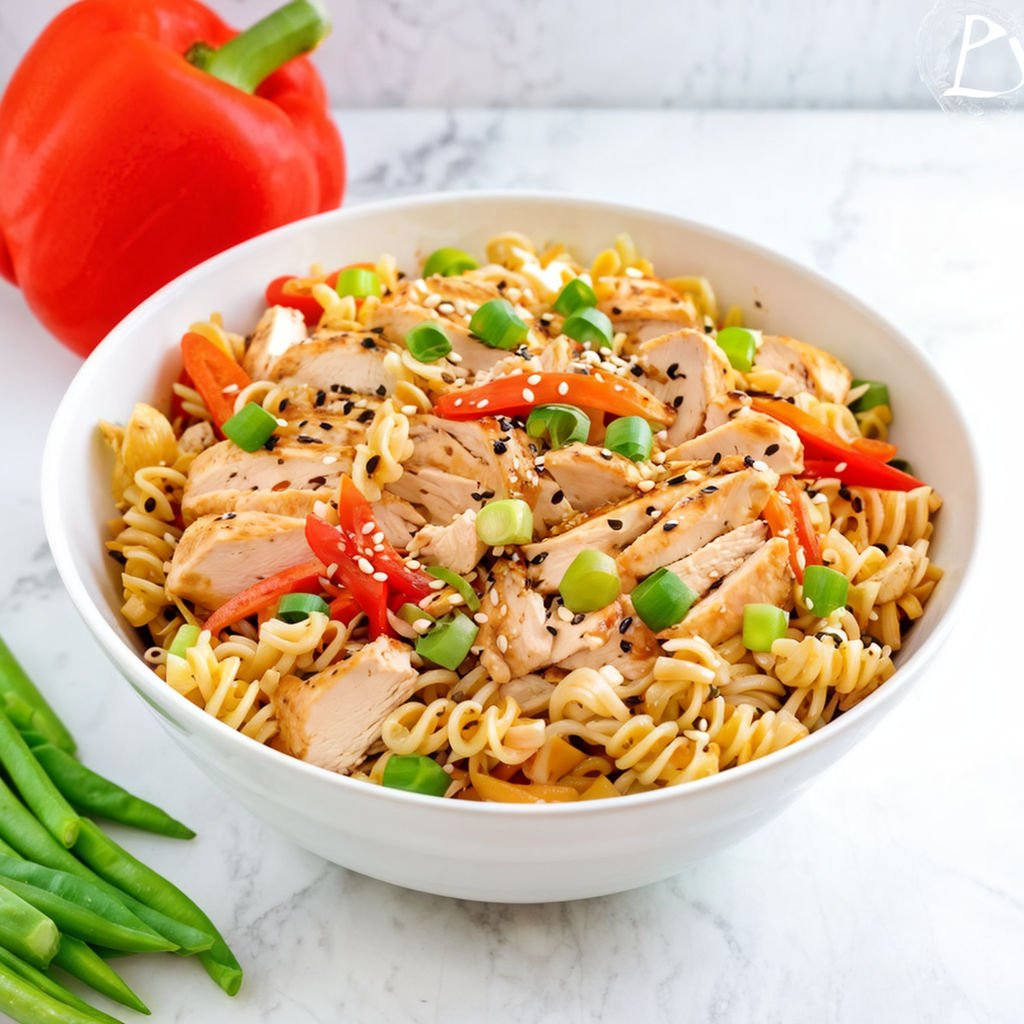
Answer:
0;0;344;356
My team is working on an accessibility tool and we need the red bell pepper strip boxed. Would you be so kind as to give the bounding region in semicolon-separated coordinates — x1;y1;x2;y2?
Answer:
434;372;673;426
779;476;822;573
180;332;252;430
850;437;898;462
328;593;362;625
203;558;323;636
762;491;807;583
751;397;924;491
265;270;340;324
0;0;344;357
800;458;924;491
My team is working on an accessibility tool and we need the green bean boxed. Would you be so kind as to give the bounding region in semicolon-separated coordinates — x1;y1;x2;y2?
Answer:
0;778;213;954
74;820;243;996
0;637;75;755
0;957;123;1024
29;743;196;840
0;945;123;1024
0;876;176;954
0;708;80;847
0;884;60;969
1;693;73;752
50;936;149;1015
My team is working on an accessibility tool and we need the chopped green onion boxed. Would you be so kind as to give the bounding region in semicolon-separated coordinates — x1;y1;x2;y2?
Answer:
168;624;201;659
415;612;479;670
222;402;277;452
553;278;597;317
715;326;760;372
425;566;481;612
382;754;451;797
475;499;534;546
604;416;653;462
335;267;381;299
276;593;330;623
801;565;849;617
404;322;452;362
742;603;788;652
525;404;591;449
849;379;891;413
398;603;435;627
888;457;914;475
559;550;621;613
630;568;697;632
423;247;479;277
562;307;614;348
469;299;529;350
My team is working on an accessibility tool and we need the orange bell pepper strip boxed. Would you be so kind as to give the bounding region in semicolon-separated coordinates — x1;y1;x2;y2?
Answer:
469;765;580;803
203;558;323;636
180;332;252;431
779;476;822;571
761;476;822;583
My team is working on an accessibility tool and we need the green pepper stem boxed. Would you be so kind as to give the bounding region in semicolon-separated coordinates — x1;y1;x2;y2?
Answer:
187;0;331;94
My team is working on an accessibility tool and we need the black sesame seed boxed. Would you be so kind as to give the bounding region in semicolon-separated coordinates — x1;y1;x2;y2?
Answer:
375;384;387;397
701;485;718;494
704;323;713;333
296;435;321;444
620;639;633;654
308;475;327;487
608;519;623;530
839;486;852;501
672;396;684;408
278;398;290;412
571;613;586;626
852;496;864;513
663;521;679;532
551;490;564;505
629;364;644;377
667;363;680;380
315;390;327;407
645;505;657;516
365;454;381;475
298;419;308;428
618;616;633;634
357;410;375;424
712;452;722;466
220;512;237;520
600;450;613;461
320;422;333;431
493;440;508;455
497;280;507;291
370;326;385;335
470;491;483;502
611;306;622;315
530;552;549;565
481;489;495;499
754;300;763;309
144;497;156;513
546;625;558;636
342;400;354;415
108;550;127;565
361;338;377;349
743;455;755;468
668;474;687;486
765;443;780;456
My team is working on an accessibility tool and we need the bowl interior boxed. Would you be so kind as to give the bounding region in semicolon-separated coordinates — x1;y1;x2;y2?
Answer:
44;191;979;791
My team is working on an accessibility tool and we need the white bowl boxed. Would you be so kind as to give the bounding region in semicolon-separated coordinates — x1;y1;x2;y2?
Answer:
43;192;979;903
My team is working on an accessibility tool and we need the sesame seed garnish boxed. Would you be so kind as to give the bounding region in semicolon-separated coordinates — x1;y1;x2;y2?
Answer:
527;374;542;385
402;404;418;415
557;381;569;396
406;559;421;570
357;557;374;575
489;589;499;606
429;579;446;590
477;399;489;409
423;293;441;309
522;388;535;403
496;635;509;653
685;470;703;481
413;618;433;633
276;418;288;427
638;480;655;492
765;443;780;456
473;612;489;625
835;461;848;473
222;383;239;394
372;571;388;582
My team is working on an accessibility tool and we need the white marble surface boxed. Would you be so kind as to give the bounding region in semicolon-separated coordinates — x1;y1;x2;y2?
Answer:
1;110;1022;1022
0;0;946;108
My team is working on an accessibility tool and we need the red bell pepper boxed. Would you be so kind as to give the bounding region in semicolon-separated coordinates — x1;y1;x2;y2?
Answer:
203;558;323;636
779;476;822;573
800;458;924;491
751;397;924;492
850;437;898;462
762;492;805;583
434;372;673;426
180;333;252;430
0;0;344;356
264;263;376;324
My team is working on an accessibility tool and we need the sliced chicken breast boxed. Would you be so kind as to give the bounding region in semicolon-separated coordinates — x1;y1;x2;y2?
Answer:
243;305;308;380
267;331;393;396
532;475;577;535
275;637;419;774
550;596;659;679
664;411;804;475
703;391;753;431
754;335;852;404
541;445;643;513
598;277;698;347
662;537;794;645
476;561;553;683
664;521;768;597
370;493;425;551
408;508;487;576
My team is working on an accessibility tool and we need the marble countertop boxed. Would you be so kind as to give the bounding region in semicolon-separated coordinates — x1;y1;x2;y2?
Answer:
1;110;1020;1024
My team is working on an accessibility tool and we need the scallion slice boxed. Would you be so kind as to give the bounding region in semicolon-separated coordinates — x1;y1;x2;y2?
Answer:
415;612;479;670
222;402;277;452
559;550;621;613
801;565;849;617
469;299;529;350
562;307;613;348
742;603;788;652
425;566;481;611
335;267;382;299
715;326;760;372
423;247;479;278
398;603;435;627
553;278;597;317
276;593;330;623
404;322;452;362
168;624;201;659
382;754;451;797
888;457;914;475
475;499;534;546
525;404;590;449
630;568;697;632
604;416;653;462
849;379;891;413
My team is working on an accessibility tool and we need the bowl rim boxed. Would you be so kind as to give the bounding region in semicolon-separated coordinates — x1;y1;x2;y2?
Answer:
42;188;983;816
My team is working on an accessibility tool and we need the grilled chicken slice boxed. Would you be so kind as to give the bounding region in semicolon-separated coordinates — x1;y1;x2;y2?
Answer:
617;468;777;585
371;494;426;551
637;328;730;445
243;305;308;380
388;415;538;524
597;277;698;347
166;512;309;611
549;597;659;679
476;561;553;683
408;509;486;575
541;445;643;513
703;391;753;431
522;481;696;593
753;335;851;404
267;331;393;396
664;411;804;475
275;637;419;774
532;475;577;535
662;537;793;645
181;440;350;521
664;521;768;596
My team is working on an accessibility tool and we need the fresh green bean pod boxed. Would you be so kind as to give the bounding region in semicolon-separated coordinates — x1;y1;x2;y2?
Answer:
0;884;60;969
0;945;123;1024
0;709;80;847
28;744;195;840
0;638;75;754
0;958;123;1024
50;936;149;1015
0;876;176;954
1;693;73;753
74;820;243;996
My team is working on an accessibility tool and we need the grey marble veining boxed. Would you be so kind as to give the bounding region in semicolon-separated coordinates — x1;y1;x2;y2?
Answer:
0;110;1022;1022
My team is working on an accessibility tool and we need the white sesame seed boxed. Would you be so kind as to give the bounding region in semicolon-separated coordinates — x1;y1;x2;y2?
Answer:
454;299;466;316
413;618;433;633
684;470;703;481
752;459;769;472
473;613;489;625
557;605;573;622
449;594;464;606
557;382;569;396
454;398;463;407
326;562;338;577
423;293;441;309
477;399;489;409
322;455;338;464
835;462;848;473
401;405;418;415
372;571;388;582
312;500;330;517
429;579;446;590
438;302;454;314
527;374;542;385
613;385;624;392
448;352;463;363
638;480;655;492
361;521;376;535
496;635;509;653
522;388;535;403
540;313;554;323
372;531;385;544
406;558;421;570
624;267;643;278
585;634;604;650
601;448;613;458
222;383;239;394
357;557;374;575
489;589;500;607
805;597;815;610
276;418;288;427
